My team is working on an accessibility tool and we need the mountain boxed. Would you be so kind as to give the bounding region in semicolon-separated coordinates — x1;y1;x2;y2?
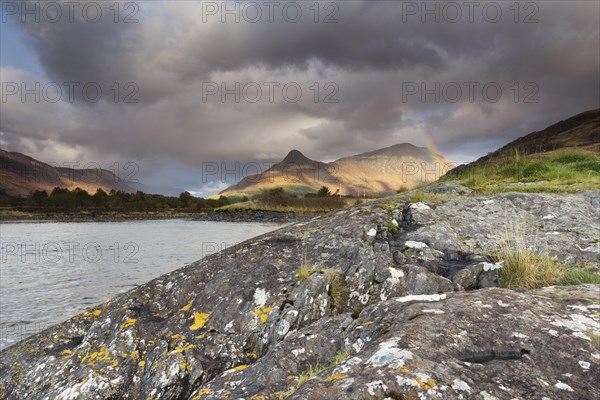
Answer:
217;143;454;198
0;149;135;196
447;108;600;177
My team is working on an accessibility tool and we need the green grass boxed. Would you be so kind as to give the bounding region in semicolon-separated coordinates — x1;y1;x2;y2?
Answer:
444;149;600;194
387;220;399;235
500;251;565;289
558;268;600;285
586;332;600;345
297;265;319;281
497;237;600;289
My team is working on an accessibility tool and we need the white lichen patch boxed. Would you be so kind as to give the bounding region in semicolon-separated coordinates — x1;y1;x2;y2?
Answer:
550;313;598;339
366;380;388;396
451;379;471;391
482;200;495;205
482;262;503;271
396;376;420;388
422;309;445;314
367;228;377;237
389;267;405;280
253;288;269;308
410;202;431;211
291;348;305;357
349;290;370;305
365;339;413;369
578;360;590;369
480;391;499;400
352;338;365;353
396;294;447;303
554;381;574;391
542;214;556;220
405;241;428;249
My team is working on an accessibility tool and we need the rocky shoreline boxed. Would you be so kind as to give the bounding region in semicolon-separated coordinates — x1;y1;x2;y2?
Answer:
1;185;598;399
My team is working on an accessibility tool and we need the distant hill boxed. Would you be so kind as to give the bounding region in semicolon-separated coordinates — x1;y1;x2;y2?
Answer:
0;149;135;196
447;108;600;177
217;143;454;198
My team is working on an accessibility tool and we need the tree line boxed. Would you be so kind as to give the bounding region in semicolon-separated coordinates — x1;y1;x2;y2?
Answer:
0;187;230;212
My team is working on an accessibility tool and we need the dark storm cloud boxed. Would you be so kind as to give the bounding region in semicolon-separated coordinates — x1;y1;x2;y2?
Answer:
1;0;599;194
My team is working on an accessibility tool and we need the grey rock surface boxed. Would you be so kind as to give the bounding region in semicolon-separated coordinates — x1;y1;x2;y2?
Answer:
0;190;598;399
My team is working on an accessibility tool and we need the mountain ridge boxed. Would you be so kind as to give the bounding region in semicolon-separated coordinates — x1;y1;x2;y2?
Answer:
0;149;135;196
217;143;454;198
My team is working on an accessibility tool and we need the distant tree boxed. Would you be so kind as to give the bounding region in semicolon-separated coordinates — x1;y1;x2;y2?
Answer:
317;186;331;197
179;191;193;208
32;189;48;200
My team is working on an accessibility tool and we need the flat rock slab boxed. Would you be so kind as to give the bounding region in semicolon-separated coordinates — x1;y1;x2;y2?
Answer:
0;190;598;399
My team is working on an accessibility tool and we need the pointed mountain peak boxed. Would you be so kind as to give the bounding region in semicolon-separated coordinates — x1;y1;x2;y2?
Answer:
281;149;313;164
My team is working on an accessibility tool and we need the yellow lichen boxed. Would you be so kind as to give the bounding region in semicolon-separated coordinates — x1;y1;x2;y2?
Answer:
171;334;187;341
81;309;102;318
80;346;118;368
61;349;73;357
253;303;276;324
190;313;211;330
138;360;146;367
180;303;193;311
250;396;265;400
175;343;196;353
231;364;249;371
191;388;213;399
131;350;139;359
120;318;136;330
246;352;257;359
325;373;348;381
287;375;296;380
397;366;409;373
180;362;191;371
416;378;436;390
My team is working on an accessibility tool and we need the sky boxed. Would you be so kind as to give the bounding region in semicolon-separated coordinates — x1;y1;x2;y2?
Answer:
1;0;599;196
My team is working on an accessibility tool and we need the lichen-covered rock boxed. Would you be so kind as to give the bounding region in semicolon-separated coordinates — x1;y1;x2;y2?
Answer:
0;191;598;399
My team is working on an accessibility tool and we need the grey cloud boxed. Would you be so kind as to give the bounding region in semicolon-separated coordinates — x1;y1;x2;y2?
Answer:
2;0;599;194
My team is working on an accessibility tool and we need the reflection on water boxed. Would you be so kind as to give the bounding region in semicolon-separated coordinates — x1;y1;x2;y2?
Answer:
0;219;281;349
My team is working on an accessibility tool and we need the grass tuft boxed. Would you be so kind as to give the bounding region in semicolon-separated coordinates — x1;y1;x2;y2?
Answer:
297;265;319;282
498;238;565;289
323;269;349;312
558;268;600;286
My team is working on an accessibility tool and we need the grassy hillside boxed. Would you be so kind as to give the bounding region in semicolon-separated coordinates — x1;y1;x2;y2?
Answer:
441;149;600;194
447;108;599;179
